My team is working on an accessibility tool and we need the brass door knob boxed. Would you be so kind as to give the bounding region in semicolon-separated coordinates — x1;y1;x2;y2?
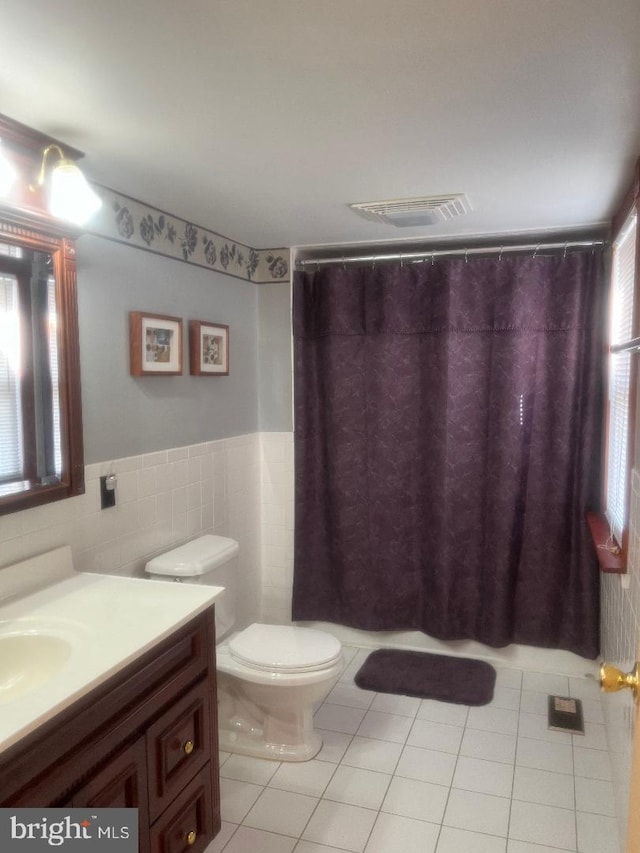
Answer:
183;739;195;755
600;662;640;696
186;830;197;845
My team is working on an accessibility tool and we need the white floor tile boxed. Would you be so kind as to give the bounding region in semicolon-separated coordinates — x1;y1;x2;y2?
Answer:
324;765;392;810
204;821;237;853
365;812;439;853
395;745;457;787
294;842;352;853
223;826;297;853
518;712;572;744
467;706;519;736
452;756;514;798
314;703;367;734
518;691;547;716
573;745;613;781
494;668;523;690
574;721;607;750
340;645;359;666
515;737;573;775
417;699;469;726
326;682;377;710
490;687;521;711
269;759;337;797
220;778;264;824
574;775;616;817
580;698;605;724
436;826;507;853
213;647;618;853
340;649;372;684
508;800;576;850
302;800;378;853
521;671;569;695
460;728;516;765
568;675;601;700
315;729;353;763
512;765;574;809
506;842;574;853
221;754;281;785
407;718;464;754
356;710;413;743
370;692;421;717
381;775;449;824
341;736;403;774
243;788;319;837
576;811;620;853
443;788;510;837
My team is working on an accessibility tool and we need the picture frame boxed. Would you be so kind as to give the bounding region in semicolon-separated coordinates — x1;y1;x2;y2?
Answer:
129;311;183;376
189;320;230;376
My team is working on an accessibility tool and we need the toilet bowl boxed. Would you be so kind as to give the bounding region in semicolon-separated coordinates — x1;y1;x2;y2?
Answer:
145;535;343;761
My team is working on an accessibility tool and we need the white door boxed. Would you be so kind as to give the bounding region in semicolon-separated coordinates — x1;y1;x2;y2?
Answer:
600;661;640;852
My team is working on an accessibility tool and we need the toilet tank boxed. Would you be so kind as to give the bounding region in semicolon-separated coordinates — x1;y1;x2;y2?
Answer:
145;535;239;640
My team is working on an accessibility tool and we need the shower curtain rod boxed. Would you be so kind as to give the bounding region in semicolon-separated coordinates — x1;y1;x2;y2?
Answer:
295;238;606;269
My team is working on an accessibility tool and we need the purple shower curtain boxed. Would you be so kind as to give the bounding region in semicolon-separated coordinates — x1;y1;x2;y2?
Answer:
292;251;604;659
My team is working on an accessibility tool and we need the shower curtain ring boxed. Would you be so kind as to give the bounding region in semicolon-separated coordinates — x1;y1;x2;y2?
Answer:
431;253;435;266
464;249;469;264
342;255;346;271
563;243;568;260
499;246;504;261
400;253;404;268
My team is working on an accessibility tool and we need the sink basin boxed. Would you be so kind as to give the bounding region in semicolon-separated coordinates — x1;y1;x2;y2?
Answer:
0;633;72;704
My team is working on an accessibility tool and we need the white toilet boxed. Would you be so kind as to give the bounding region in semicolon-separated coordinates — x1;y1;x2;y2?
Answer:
145;535;343;761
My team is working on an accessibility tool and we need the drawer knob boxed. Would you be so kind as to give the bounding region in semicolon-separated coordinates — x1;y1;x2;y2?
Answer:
186;830;197;845
183;739;195;755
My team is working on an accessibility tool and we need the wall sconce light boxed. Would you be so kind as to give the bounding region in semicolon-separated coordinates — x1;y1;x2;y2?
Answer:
0;139;17;197
32;143;102;226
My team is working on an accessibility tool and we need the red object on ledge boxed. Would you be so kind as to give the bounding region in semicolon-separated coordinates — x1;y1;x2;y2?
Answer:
586;511;627;574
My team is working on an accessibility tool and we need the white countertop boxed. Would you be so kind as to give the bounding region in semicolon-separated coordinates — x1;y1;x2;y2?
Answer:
0;566;223;755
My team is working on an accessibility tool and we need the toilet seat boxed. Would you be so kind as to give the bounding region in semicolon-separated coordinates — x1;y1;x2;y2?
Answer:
228;623;342;673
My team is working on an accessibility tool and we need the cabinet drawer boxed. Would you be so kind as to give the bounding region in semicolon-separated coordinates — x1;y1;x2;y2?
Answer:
150;765;214;853
147;679;211;822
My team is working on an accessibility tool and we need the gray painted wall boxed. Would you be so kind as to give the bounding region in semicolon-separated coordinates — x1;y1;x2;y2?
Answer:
76;235;260;462
257;282;293;433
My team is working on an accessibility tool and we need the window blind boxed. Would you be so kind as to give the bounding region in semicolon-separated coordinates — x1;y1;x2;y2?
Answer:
605;211;638;545
0;273;23;482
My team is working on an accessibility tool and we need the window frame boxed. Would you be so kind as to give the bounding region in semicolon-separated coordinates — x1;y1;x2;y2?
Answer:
594;160;640;570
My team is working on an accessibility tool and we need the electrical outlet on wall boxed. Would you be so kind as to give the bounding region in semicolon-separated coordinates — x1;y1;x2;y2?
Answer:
100;474;117;509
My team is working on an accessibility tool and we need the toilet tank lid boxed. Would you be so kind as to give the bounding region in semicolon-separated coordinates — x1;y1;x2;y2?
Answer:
145;535;239;577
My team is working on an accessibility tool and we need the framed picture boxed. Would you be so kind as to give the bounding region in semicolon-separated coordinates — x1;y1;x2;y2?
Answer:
189;320;229;376
129;311;183;375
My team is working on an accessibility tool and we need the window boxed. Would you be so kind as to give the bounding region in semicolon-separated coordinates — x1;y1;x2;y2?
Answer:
0;271;23;484
602;169;640;561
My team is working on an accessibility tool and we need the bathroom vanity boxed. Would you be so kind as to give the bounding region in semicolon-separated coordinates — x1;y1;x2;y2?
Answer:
0;548;224;853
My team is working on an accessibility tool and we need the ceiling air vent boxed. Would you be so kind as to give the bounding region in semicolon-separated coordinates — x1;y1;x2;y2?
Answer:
349;194;471;228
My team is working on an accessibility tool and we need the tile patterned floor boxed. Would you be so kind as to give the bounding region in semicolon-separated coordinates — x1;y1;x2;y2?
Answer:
205;646;620;853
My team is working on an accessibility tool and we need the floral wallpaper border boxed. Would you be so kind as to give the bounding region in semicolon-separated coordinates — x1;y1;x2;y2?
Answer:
88;186;289;284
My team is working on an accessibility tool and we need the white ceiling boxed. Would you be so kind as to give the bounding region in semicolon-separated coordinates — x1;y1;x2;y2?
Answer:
2;0;640;250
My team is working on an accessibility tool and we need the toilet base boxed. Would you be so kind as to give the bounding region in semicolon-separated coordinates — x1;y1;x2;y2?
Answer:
218;726;323;762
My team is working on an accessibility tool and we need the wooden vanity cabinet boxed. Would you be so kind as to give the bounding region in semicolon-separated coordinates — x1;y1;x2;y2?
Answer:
0;607;221;853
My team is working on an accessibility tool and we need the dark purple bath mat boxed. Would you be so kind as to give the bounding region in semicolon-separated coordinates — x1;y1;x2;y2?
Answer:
355;649;496;706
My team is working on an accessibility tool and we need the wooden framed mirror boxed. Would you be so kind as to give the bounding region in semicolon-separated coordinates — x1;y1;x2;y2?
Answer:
0;115;85;515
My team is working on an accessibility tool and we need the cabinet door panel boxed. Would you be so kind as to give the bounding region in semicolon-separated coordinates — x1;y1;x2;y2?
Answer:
72;737;150;853
147;680;210;822
150;766;213;853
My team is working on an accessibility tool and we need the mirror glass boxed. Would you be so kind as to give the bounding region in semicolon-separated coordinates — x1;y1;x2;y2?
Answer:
0;225;84;515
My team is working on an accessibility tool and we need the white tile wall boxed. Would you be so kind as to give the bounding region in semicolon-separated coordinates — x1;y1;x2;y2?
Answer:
0;434;262;627
600;467;640;852
259;432;295;625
